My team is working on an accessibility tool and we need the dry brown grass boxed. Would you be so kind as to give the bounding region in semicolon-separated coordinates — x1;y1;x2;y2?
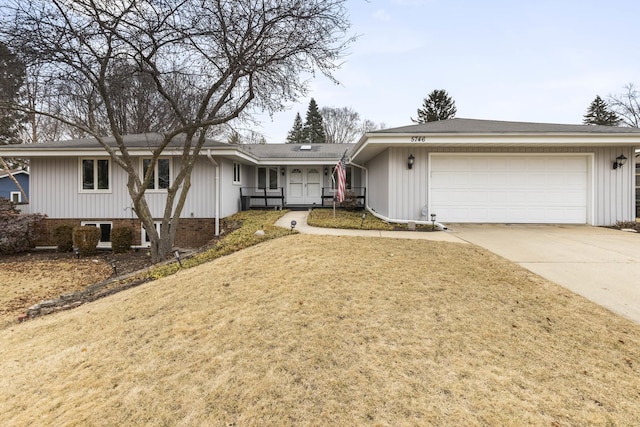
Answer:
1;235;639;426
0;257;112;326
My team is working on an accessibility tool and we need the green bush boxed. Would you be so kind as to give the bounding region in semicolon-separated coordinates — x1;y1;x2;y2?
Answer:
111;226;134;253
52;224;74;252
72;226;101;256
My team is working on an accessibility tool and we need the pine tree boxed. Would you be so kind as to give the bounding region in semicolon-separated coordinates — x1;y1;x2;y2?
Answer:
0;42;26;145
286;112;304;143
303;98;326;143
411;89;457;123
583;95;621;126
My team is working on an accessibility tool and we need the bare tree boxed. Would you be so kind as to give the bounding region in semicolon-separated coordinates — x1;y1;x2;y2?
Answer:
320;106;385;144
608;83;640;128
320;106;359;144
0;0;352;262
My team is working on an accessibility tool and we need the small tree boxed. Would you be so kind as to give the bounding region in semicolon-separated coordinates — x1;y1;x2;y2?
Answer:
583;95;621;126
286;112;305;144
412;89;457;123
303;98;326;143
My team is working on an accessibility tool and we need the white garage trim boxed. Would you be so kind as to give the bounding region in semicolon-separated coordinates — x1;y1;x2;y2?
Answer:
429;153;594;224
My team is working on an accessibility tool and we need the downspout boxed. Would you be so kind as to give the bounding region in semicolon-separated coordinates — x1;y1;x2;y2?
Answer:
349;160;449;231
206;150;220;236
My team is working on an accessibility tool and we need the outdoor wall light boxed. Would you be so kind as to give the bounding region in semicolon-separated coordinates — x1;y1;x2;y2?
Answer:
281;167;285;176
408;154;415;169
613;154;627;170
324;167;328;176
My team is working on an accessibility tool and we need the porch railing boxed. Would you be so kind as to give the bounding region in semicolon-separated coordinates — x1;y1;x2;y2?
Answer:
239;187;285;209
321;187;366;208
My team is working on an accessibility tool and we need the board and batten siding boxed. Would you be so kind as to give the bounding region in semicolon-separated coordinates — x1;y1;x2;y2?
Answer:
376;145;636;225
366;148;390;218
30;156;217;219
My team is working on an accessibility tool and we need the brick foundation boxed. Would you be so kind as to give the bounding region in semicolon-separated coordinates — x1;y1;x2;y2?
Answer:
37;218;218;249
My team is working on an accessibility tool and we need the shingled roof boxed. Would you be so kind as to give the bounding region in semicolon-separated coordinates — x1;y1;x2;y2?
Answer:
373;118;640;134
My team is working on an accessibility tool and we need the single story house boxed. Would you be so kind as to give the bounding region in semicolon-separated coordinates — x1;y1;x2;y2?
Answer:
0;168;29;204
0;119;638;248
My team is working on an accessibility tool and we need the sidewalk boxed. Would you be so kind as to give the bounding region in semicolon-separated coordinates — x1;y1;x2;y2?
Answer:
274;210;466;243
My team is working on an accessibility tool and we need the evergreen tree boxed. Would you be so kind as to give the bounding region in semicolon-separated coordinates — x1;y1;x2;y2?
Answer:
0;42;26;145
286;112;304;143
411;89;457;123
303;98;326;143
583;95;621;126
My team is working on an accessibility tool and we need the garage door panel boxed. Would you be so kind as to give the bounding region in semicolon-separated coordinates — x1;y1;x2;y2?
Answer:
430;155;588;223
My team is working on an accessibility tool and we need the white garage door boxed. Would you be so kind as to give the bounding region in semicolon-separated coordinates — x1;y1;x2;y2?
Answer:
430;155;588;223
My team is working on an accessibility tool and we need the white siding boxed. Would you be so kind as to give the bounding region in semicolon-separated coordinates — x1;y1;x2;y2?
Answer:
366;148;390;218
30;155;218;219
372;145;636;225
219;158;242;217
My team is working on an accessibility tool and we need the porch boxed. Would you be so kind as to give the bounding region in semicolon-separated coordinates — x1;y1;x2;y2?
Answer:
239;187;366;209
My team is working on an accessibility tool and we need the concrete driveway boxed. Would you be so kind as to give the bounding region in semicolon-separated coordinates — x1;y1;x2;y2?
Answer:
450;224;640;324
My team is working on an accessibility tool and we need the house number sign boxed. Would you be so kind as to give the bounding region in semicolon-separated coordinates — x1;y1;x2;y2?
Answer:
410;136;426;142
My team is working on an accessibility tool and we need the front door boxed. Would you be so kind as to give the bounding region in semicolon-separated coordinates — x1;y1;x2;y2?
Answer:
287;167;322;205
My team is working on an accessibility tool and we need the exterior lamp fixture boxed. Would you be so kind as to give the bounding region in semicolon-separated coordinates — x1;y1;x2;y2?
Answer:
613;154;627;170
281;167;285;176
361;213;367;228
174;250;183;268
111;260;118;277
290;220;297;232
324;167;328;176
408;154;415;169
430;213;436;231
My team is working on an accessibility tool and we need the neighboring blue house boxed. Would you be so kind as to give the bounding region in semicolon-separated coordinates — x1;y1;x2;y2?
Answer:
0;169;29;203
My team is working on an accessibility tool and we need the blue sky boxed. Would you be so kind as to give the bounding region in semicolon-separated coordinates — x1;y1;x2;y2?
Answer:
253;0;639;143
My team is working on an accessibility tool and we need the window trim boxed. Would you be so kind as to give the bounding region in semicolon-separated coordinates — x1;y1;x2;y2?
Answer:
79;158;112;193
233;162;241;184
80;221;113;248
10;191;21;203
140;157;172;192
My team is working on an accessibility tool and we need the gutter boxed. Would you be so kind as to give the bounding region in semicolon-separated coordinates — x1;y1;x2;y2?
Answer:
206;150;220;236
349;159;449;231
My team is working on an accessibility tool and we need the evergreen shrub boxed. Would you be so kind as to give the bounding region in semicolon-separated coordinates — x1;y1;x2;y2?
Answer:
52;224;74;252
111;226;134;253
72;226;101;256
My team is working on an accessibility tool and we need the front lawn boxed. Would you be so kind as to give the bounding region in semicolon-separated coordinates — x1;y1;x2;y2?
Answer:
1;235;639;425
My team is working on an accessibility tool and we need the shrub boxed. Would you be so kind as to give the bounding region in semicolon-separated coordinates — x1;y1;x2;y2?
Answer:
111;226;134;253
73;226;101;256
52;224;74;252
0;198;47;254
340;190;360;211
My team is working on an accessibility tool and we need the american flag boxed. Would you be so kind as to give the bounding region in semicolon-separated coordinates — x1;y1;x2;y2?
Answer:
335;153;347;203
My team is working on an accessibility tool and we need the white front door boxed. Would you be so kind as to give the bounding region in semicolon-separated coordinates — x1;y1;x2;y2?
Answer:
287;167;323;205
